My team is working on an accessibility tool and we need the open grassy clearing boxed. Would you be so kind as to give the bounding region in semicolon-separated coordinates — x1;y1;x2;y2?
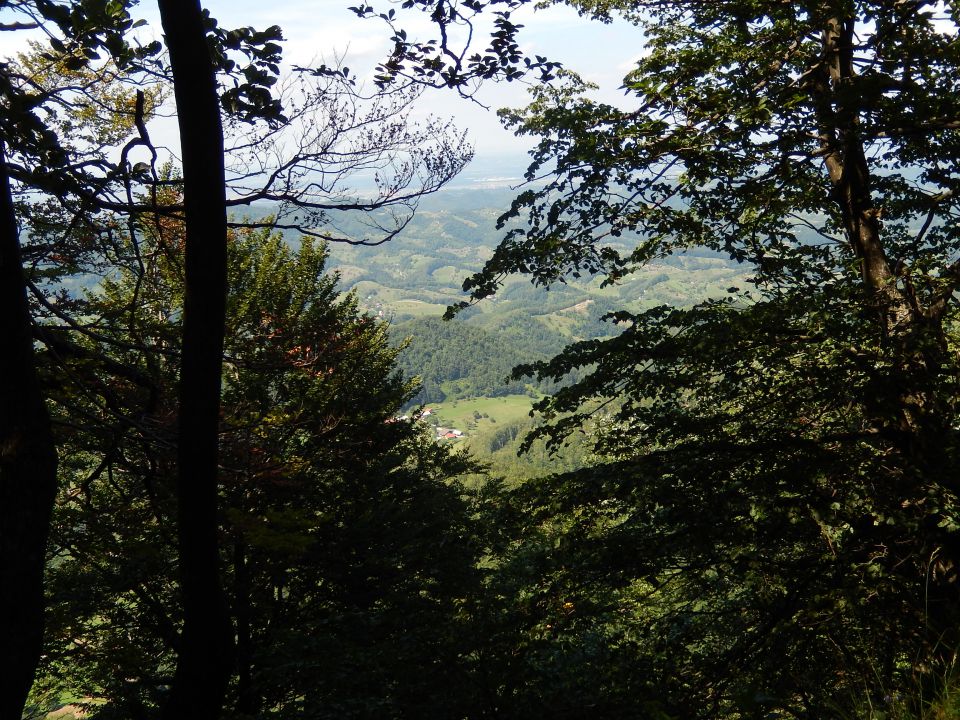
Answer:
391;299;446;317
427;394;535;431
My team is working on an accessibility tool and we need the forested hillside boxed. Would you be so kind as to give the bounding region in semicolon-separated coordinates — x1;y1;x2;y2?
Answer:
390;317;538;403
319;190;752;410
324;190;751;325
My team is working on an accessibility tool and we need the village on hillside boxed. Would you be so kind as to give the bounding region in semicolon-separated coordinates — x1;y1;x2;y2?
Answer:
392;407;465;441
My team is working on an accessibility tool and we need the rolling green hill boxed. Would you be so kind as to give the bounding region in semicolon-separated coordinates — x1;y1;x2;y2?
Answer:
317;189;750;409
321;189;750;327
296;187;751;476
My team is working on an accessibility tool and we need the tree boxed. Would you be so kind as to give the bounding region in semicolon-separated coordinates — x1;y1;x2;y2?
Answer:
2;2;470;712
31;220;486;719
0;4;156;714
363;0;960;713
0;134;58;720
154;2;237;715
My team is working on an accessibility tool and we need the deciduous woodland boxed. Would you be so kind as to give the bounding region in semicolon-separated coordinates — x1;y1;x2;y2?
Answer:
3;1;960;718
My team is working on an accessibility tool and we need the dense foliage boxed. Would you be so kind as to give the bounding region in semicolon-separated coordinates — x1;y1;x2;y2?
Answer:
392;316;548;403
11;0;960;718
28;224;485;719
365;0;960;715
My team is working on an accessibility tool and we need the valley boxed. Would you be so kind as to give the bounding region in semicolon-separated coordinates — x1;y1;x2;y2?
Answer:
318;187;753;477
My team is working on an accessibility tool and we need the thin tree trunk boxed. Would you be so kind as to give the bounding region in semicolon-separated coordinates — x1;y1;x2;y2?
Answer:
816;17;896;300
813;16;935;436
0;139;58;719
157;1;235;717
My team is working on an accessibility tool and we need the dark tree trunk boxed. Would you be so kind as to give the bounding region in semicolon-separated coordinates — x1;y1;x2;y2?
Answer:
157;1;235;717
816;17;895;300
0;140;58;718
813;16;940;439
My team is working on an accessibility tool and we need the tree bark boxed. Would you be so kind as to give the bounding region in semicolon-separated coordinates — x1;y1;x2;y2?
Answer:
0;139;58;719
157;2;235;718
812;16;936;438
816;17;896;301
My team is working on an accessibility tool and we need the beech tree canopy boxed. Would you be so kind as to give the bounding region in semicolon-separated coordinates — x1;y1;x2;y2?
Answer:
357;0;960;714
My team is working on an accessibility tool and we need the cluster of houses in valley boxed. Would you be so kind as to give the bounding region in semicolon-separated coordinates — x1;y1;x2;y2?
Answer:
391;407;466;441
435;426;464;440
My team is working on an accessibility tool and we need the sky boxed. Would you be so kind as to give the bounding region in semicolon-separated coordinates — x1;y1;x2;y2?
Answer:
164;0;643;179
0;0;644;185
198;0;642;160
